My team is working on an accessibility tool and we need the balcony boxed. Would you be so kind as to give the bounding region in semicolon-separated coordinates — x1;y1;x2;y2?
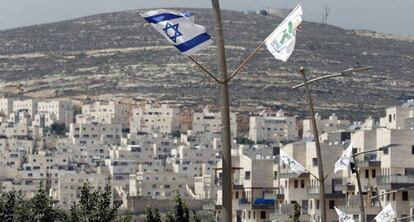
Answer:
238;198;275;210
377;175;414;189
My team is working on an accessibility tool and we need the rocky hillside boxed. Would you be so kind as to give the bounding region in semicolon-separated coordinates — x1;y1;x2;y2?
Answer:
0;8;413;120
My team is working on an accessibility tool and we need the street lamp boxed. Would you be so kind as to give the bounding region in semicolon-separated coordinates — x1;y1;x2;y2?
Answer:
294;65;372;222
292;65;373;89
371;185;414;210
352;144;400;222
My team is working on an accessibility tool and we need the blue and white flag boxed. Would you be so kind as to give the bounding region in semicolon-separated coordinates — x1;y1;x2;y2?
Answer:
141;9;213;56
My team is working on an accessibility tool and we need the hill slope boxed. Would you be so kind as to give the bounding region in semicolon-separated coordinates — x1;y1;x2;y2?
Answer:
0;9;413;119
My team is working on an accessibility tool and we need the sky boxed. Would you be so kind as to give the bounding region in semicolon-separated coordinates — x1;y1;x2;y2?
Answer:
0;0;413;35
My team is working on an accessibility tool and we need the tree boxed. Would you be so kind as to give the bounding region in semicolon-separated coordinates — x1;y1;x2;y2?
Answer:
0;188;17;222
290;201;301;222
69;180;121;222
145;208;155;222
50;123;66;136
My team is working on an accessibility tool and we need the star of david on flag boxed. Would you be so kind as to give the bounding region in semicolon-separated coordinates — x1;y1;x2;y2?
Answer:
163;22;182;43
141;9;213;56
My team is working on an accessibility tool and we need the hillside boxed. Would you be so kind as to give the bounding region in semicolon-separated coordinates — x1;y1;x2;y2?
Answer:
0;8;413;120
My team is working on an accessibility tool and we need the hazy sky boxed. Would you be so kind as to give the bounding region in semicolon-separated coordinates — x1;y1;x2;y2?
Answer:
0;0;413;35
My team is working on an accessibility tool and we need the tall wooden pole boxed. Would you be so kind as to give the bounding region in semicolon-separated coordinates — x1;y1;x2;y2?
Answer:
211;0;232;221
300;67;327;222
353;154;366;222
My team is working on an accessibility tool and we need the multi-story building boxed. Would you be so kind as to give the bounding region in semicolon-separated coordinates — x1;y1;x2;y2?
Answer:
379;100;414;130
192;107;238;138
129;171;188;199
130;103;180;135
37;100;74;127
57;173;110;209
0;98;14;116
303;113;351;139
13;99;38;118
249;110;298;143
69;122;122;146
81;100;130;129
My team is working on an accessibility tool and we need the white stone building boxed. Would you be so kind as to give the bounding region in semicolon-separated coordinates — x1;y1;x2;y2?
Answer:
81;100;130;129
130;104;180;135
303;113;351;139
192;107;237;138
37;100;74;127
249;110;298;143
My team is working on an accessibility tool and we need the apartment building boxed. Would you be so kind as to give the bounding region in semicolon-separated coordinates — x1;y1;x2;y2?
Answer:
130;103;180;135
303;113;351;138
249;110;298;143
192;107;238;138
69;122;122;145
37;100;74;126
81;100;130;129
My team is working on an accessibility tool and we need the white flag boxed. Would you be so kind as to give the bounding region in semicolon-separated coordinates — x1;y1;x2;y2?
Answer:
265;4;303;62
334;142;353;174
280;150;306;175
375;203;395;222
334;207;355;222
141;10;213;56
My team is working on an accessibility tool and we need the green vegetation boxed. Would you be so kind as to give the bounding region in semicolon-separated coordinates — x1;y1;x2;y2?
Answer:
0;181;133;222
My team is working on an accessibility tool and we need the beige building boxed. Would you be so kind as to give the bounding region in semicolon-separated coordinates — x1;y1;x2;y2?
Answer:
81;100;130;129
69;122;122;146
130;103;180;135
192;107;237;138
38;100;74;127
249;110;298;143
57;173;110;209
303;113;350;139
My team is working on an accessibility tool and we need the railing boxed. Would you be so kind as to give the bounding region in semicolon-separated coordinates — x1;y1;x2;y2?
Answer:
238;198;276;209
377;175;414;185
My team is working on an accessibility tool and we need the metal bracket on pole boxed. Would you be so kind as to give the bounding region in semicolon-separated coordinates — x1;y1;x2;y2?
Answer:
323;163;336;181
188;56;222;84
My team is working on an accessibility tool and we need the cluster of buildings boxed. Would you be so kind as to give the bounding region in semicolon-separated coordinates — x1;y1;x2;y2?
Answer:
0;96;413;221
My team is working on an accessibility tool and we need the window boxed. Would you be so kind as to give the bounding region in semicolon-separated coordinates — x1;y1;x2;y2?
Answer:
260;211;266;219
372;169;376;178
316;200;320;209
412;145;414;155
274;171;278;180
301;180;305;188
402;191;408;201
365;169;369;178
245;171;251;180
294;180;298;188
312;158;318;167
329;200;335;209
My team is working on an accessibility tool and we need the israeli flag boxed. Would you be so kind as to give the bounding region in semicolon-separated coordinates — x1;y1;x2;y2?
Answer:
141;9;213;56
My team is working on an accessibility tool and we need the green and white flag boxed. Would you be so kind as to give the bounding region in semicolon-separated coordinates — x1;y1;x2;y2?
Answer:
334;142;353;174
334;207;355;222
265;4;303;62
280;150;306;175
375;203;395;222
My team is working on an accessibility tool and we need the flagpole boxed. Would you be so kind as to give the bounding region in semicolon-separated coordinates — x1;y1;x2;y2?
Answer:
299;67;327;222
352;154;366;222
188;56;222;83
228;41;266;81
211;0;233;222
